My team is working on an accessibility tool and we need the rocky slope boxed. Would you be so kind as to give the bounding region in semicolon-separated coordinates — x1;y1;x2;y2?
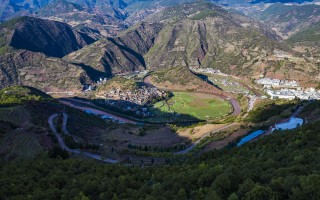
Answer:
65;22;163;76
143;2;283;72
0;50;91;91
0;17;94;91
65;2;320;83
66;2;286;75
255;3;320;39
35;0;128;38
3;17;95;58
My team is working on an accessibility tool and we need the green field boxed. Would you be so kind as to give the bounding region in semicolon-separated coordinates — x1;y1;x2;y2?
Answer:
152;92;231;120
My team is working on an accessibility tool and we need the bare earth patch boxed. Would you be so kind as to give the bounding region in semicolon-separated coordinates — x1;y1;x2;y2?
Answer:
177;124;226;140
203;128;249;151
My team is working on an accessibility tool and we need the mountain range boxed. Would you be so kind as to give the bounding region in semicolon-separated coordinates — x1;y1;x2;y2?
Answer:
2;0;320;199
1;1;320;92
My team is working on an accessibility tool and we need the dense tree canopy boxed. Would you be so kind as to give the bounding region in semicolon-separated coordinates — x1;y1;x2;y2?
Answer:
1;119;320;199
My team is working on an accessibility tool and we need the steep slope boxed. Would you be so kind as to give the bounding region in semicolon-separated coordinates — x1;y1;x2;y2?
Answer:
0;0;51;21
144;2;282;73
0;50;91;91
2;16;95;58
65;1;318;81
0;17;94;91
285;21;320;61
65;22;163;76
287;21;320;48
143;2;318;81
0;86;59;161
35;0;128;37
256;3;320;39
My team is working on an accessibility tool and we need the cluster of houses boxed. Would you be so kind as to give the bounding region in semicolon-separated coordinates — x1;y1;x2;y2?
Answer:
103;86;167;105
256;78;320;100
266;88;320;100
256;78;299;89
99;86;167;117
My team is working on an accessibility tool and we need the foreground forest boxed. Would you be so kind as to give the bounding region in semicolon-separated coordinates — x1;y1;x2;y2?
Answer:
1;119;320;200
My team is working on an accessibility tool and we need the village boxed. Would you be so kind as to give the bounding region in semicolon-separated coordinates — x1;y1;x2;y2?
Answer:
256;77;320;100
98;86;168;117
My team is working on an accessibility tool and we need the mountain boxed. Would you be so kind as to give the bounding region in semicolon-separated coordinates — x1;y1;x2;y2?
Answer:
255;3;320;39
250;0;312;4
35;0;128;37
0;17;95;91
0;0;52;21
2;16;95;57
0;0;197;22
65;2;292;78
285;21;320;58
287;20;320;44
65;22;163;76
143;2;282;73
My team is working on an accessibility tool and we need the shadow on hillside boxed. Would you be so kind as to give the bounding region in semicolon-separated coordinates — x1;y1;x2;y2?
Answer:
108;38;146;68
193;73;223;91
71;63;110;82
59;97;199;156
59;97;205;126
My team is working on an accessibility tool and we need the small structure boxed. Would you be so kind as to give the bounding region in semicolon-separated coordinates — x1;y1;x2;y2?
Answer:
237;130;265;146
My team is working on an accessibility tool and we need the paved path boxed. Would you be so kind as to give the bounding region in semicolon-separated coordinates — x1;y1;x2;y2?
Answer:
59;99;137;124
175;123;238;154
48;113;119;164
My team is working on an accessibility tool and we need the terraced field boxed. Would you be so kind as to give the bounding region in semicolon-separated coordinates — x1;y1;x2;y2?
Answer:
152;92;232;120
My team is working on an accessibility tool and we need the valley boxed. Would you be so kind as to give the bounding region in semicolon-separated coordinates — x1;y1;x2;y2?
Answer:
0;1;316;161
1;0;320;199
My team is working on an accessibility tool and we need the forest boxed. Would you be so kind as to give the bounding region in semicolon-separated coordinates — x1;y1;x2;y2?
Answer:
1;118;320;200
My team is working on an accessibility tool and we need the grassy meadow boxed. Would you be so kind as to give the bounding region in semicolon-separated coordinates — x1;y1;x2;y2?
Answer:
152;92;231;120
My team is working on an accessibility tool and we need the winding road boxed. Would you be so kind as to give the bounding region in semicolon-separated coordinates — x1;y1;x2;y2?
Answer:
59;99;137;124
48;113;119;164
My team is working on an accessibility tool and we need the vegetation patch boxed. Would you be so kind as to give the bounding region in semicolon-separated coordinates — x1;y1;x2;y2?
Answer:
0;86;51;105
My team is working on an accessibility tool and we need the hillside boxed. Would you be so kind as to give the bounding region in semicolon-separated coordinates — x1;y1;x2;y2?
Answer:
149;66;225;95
0;17;95;91
35;0;128;37
286;21;320;54
256;3;320;39
1;16;95;58
66;2;295;78
65;22;163;76
143;2;285;74
0;86;60;161
1;106;320;198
